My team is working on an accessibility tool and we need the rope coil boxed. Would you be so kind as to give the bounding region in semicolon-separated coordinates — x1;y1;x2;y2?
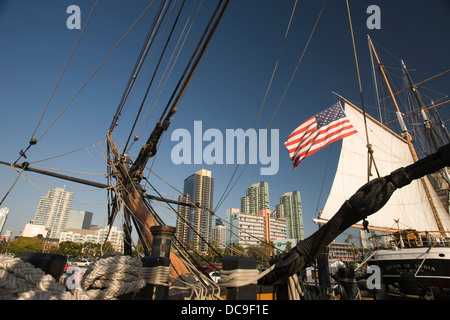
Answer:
0;254;146;300
141;265;171;287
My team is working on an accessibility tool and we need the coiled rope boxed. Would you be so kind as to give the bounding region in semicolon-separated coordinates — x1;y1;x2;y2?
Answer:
0;254;149;300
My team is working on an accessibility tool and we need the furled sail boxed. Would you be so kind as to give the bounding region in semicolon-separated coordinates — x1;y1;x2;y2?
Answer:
320;102;450;232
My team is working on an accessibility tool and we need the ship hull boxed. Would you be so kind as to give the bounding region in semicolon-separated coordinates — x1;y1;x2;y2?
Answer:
368;246;450;290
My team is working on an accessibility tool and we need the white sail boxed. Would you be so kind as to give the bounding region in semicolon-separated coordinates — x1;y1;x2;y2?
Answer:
320;102;450;232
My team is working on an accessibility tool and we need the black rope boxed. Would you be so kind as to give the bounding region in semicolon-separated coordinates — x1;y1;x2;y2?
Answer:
122;0;186;154
259;142;450;285
109;0;170;132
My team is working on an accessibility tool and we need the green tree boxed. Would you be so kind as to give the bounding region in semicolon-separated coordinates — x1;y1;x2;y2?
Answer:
205;241;223;263
101;242;115;256
52;241;83;257
132;244;145;257
246;240;274;267
6;237;43;254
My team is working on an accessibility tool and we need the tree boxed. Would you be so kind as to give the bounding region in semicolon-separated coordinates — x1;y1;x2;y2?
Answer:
6;237;43;254
246;240;274;267
52;241;83;257
205;241;223;263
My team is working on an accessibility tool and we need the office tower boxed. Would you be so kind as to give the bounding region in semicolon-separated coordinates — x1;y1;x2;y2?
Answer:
212;224;227;249
276;191;304;240
226;208;287;248
226;208;240;245
240;181;269;214
66;209;93;230
175;194;190;246
33;187;74;238
0;207;9;235
176;169;214;252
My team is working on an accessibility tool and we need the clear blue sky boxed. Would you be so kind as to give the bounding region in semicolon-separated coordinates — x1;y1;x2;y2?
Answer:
1;0;449;244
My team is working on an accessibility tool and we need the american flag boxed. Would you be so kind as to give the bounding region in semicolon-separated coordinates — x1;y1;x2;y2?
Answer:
284;102;357;169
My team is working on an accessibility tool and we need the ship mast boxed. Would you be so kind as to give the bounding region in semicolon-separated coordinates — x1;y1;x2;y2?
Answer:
368;35;446;236
401;59;450;214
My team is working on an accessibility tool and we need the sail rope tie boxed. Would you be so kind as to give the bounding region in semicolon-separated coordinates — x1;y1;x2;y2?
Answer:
219;265;276;288
141;265;171;287
218;269;261;287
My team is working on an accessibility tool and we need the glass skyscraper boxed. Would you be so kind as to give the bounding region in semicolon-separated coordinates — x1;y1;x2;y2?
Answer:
176;169;214;252
33;187;74;238
276;190;304;240
240;181;269;214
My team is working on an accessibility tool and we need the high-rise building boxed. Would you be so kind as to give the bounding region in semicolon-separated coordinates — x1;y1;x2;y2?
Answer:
226;208;240;246
66;209;93;230
276;191;304;240
240;181;269;214
176;169;214;252
226;208;287;248
0;207;9;235
32;187;74;239
175;194;190;246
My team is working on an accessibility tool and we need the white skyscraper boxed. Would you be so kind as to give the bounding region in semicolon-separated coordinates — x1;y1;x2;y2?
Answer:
0;207;9;235
33;187;74;238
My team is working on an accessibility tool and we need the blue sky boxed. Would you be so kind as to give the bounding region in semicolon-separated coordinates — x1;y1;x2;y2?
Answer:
1;0;449;244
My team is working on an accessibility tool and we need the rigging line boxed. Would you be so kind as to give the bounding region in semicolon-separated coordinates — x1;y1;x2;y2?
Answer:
369;39;383;123
214;0;327;213
123;0;187;154
213;0;298;212
157;0;228;123
152;193;281;259
31;0;99;141
148;169;285;258
128;0;230;180
28;136;105;163
315;144;333;216
134;0;204;142
146;179;223;258
379;69;450;103
109;0;166;132
28;166;105;176
346;1;377;182
16;170;112;192
0;166;24;207
34;0;157;143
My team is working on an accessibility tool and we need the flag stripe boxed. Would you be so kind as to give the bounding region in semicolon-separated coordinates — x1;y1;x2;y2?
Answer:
284;102;357;169
291;126;357;167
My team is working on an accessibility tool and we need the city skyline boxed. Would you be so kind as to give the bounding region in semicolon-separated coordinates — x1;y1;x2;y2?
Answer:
1;1;449;246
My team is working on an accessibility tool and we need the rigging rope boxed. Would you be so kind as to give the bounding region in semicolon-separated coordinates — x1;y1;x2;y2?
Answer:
109;0;167;132
346;0;378;181
30;1;157;147
31;0;99;142
214;0;327;213
122;0;187;154
213;0;299;212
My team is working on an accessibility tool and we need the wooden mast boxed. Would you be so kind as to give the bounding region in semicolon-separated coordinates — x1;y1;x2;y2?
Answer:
106;132;190;281
368;35;447;236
